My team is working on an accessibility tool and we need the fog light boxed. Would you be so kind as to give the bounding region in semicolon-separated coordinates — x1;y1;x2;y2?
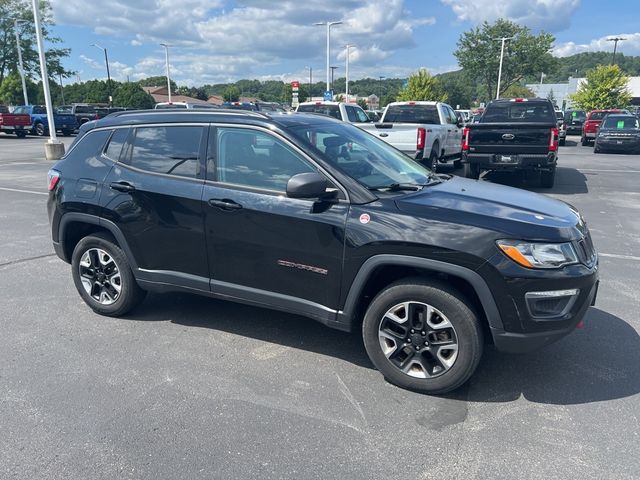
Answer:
525;289;579;320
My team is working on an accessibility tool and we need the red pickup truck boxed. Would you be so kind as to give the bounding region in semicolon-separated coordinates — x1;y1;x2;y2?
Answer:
581;109;628;146
0;105;31;138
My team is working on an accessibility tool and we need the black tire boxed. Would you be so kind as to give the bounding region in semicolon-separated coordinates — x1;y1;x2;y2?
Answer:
581;136;588;146
453;158;462;169
15;130;27;138
34;122;46;136
71;233;146;316
362;278;483;394
427;143;439;172
539;167;556;188
594;143;601;154
463;162;480;179
559;138;565;146
62;129;73;136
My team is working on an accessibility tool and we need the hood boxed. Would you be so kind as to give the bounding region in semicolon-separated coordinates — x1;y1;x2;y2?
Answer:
395;176;585;242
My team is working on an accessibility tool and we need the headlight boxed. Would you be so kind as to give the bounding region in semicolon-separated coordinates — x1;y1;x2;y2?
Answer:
497;240;579;269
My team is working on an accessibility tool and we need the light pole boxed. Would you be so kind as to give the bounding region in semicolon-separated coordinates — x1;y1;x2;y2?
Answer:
160;43;172;103
494;36;514;99
14;20;29;105
305;66;312;101
58;73;65;105
330;66;338;93
344;44;355;102
31;0;64;159
91;44;112;106
607;37;626;65
378;76;385;109
314;21;342;95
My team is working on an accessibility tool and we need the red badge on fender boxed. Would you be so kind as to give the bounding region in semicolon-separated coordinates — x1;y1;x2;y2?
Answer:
359;213;370;224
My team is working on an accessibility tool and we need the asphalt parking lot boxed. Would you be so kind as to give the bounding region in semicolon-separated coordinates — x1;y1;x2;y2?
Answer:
1;134;639;479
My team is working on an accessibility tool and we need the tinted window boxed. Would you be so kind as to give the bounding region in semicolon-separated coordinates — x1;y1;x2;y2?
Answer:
345;106;357;122
104;128;129;161
215;127;316;191
74;106;94;114
602;116;639;129
125;126;203;178
33;106;47;115
155;104;188;109
589;111;621;121
13;106;25;114
564;110;586;121
384;105;439;124
354;107;370;123
297;104;341;119
66;130;111;161
481;101;555;123
56;106;73;114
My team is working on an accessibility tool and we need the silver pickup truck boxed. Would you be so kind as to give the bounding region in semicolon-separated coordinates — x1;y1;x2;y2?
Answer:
358;101;463;171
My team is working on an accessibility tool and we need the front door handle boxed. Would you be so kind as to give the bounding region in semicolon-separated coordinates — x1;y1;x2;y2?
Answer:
110;181;136;193
208;198;243;211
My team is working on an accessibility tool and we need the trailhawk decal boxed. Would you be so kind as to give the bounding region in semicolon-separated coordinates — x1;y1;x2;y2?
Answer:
277;260;328;275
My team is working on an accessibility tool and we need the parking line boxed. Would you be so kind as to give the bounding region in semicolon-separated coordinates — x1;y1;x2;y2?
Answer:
599;253;640;262
0;186;47;196
0;162;41;167
579;169;640;174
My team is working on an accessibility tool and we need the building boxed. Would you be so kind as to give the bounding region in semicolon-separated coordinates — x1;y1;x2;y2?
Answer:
527;76;640;110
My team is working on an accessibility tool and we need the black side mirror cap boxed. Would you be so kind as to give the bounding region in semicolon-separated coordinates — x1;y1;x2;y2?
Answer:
286;172;330;199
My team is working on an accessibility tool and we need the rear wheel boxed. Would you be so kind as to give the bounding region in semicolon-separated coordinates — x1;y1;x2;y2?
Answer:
34;122;46;136
559;138;566;146
15;130;27;138
62;129;73;136
594;142;601;154
71;233;146;316
427;143;439;172
581;136;589;146
362;279;483;394
539;167;556;188
453;158;462;169
463;162;480;179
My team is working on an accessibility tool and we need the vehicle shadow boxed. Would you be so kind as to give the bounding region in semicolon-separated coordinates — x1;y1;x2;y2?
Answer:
484;167;589;195
127;292;373;369
448;308;640;405
126;295;639;405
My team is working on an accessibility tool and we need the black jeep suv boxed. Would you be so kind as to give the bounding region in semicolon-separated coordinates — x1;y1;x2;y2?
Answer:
47;110;599;394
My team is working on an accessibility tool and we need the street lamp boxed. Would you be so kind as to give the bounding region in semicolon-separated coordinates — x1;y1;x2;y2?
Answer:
344;44;355;102
91;43;112;106
314;21;342;95
160;43;172;103
330;66;339;94
305;66;313;101
13;20;29;105
494;36;514;99
379;76;385;109
607;37;626;65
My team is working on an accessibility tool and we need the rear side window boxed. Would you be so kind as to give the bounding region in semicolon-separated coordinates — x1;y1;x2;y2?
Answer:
297;105;341;119
481;102;555;123
103;128;129;161
384;105;439;124
123;126;204;178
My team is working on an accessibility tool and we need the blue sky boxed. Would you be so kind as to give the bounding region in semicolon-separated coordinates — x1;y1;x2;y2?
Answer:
47;0;640;86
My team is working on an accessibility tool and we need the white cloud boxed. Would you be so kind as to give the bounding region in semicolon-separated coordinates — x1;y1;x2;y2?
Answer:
441;0;581;32
554;32;640;57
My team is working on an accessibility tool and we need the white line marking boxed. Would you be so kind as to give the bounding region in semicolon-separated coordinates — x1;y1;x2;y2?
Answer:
0;186;47;196
599;253;640;262
0;162;41;167
579;169;640;174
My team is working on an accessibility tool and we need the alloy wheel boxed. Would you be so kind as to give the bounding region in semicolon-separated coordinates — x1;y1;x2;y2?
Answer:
78;248;122;305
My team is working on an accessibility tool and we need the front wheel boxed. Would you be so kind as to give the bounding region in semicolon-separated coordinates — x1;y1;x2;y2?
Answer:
463;162;480;179
34;122;46;136
362;279;483;394
71;233;146;316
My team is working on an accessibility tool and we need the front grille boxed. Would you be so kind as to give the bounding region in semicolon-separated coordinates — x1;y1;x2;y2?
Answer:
576;232;597;268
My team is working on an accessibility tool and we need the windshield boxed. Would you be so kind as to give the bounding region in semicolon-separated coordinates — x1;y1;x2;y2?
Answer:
287;121;434;189
602;116;639;129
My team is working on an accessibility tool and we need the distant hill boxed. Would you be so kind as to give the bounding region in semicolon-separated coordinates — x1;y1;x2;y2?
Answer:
539;51;640;82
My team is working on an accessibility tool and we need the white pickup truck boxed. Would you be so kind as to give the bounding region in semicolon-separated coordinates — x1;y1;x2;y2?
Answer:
296;101;372;125
358;101;463;170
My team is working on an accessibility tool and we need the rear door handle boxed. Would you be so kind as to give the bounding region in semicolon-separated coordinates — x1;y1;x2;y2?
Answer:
208;198;243;211
109;182;136;193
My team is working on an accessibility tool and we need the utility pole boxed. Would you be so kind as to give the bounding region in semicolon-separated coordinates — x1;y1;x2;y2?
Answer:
607;37;626;64
314;21;342;94
494;36;514;99
91;44;112;106
59;73;65;105
378;76;385;109
14;20;29;105
160;43;172;103
344;44;355;102
305;66;312;101
330;66;338;93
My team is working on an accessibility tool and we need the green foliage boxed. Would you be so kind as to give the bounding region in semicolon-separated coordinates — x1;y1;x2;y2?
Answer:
454;19;557;101
176;85;208;100
137;76;177;90
0;72;31;104
437;70;476;108
396;69;447;102
0;0;73;85
543;52;640;82
222;85;240;102
113;83;155;109
357;98;367;109
569;64;632;110
502;84;535;98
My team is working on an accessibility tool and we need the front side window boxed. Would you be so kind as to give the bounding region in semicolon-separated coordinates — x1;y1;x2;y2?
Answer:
123;126;203;178
215;128;316;191
345;106;357;122
354;107;370;123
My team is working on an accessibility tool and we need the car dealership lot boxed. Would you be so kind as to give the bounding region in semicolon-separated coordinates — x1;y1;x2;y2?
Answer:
1;134;638;479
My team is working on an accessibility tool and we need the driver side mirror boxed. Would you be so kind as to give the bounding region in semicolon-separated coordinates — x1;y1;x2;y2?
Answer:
286;172;333;199
456;118;464;128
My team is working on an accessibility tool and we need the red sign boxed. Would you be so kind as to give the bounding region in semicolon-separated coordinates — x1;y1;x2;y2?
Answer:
291;81;300;90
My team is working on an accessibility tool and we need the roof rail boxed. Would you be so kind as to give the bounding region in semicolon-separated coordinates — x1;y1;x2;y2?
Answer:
109;108;271;120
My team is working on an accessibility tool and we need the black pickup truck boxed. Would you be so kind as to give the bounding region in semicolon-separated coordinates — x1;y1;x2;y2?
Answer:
461;98;559;187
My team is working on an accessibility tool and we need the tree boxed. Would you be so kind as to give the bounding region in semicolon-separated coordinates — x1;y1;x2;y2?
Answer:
113;83;155;109
0;0;72;85
357;98;368;109
138;76;177;90
222;85;240;102
502;84;534;98
437;70;475;108
396;69;447;102
454;19;557;101
0;71;37;105
569;64;632;111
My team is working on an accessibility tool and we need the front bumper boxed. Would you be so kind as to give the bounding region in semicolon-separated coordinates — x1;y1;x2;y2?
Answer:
596;138;640;152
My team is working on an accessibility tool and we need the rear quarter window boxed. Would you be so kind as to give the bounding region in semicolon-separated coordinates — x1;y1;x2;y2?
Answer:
64;129;111;164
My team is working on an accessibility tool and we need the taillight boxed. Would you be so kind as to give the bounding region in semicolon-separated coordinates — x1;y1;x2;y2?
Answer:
47;169;60;191
417;127;426;150
462;127;470;151
549;127;558;152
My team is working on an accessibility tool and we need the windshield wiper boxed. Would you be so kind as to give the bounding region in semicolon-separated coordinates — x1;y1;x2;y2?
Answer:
368;178;443;192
